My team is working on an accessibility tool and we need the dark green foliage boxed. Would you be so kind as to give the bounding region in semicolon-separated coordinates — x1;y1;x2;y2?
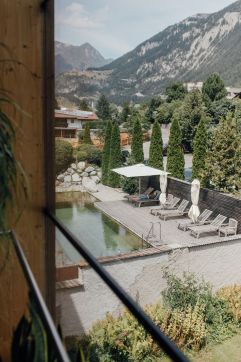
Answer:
122;177;138;195
207;98;235;124
145;97;162;124
101;121;112;185
76;144;102;166
108;123;122;187
177;89;205;151
167;116;184;179
149;121;163;169
83;123;92;144
96;94;111;120
192;118;208;181
165;82;187;102
120;101;131;124
202;73;227;106
156;100;182;125
131;117;144;163
55;139;73;174
79;98;91;111
201;113;241;192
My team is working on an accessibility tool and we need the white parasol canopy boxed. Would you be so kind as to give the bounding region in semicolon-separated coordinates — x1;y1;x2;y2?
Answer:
159;173;167;204
188;179;200;222
112;163;168;195
112;163;167;177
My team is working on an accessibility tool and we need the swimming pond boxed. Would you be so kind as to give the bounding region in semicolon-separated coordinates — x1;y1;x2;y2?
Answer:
56;192;148;263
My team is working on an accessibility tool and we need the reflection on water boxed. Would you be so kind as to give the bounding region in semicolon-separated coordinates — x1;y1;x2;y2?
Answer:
56;192;147;263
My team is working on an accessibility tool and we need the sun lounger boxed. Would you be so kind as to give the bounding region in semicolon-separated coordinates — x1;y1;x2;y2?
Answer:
150;197;180;216
189;214;227;239
158;199;189;221
178;209;213;231
134;191;161;207
126;187;154;203
218;218;238;237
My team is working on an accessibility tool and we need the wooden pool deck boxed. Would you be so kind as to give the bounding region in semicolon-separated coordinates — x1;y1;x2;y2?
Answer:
95;200;241;250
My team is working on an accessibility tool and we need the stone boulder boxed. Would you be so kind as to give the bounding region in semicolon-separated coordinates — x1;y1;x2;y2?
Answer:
90;175;100;184
82;177;98;192
77;161;86;170
85;166;95;173
72;173;81;182
81;171;88;177
64;175;72;183
90;170;97;176
71;163;77;169
57;174;65;182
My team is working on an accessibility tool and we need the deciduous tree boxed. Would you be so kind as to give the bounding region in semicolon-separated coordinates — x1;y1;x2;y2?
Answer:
165;82;187;102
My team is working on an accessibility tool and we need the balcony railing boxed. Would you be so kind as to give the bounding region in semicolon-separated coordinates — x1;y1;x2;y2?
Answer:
8;211;189;361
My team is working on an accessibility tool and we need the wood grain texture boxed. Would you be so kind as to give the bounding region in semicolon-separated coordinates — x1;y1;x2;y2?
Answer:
0;0;55;359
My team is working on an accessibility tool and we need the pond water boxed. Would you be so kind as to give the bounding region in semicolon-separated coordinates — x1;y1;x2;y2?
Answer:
56;192;147;263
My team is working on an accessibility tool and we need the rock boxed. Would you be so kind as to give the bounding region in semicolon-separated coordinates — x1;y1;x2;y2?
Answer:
90;170;97;176
57;174;65;182
72;173;81;182
64;175;72;183
81;172;88;177
77;161;86;170
85;166;95;173
82;177;98;193
97;171;102;178
91;176;100;184
71;163;77;169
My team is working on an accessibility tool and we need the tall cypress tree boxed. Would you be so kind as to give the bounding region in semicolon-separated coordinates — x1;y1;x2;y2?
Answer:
83;123;92;144
201;113;241;192
108;123;122;187
192;118;208;181
167;116;185;179
131;118;144;163
101;121;112;185
149;120;163;169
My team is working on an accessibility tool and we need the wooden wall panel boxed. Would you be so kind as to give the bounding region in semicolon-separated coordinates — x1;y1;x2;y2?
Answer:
0;1;55;360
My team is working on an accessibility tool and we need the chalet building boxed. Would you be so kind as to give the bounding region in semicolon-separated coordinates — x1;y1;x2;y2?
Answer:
226;87;241;99
55;109;98;138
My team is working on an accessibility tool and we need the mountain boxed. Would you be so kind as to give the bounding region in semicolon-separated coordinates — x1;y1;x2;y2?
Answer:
56;0;241;104
55;41;113;74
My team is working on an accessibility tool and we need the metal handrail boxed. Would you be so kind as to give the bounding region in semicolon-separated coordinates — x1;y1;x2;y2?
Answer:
46;210;189;362
10;231;70;362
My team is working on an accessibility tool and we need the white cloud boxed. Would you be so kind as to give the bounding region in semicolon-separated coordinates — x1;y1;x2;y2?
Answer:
56;2;109;30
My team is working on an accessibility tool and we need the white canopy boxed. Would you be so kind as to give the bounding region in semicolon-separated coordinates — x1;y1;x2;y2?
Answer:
112;164;167;178
188;179;201;223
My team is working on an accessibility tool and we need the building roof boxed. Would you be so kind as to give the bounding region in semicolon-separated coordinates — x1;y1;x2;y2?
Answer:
55;109;98;121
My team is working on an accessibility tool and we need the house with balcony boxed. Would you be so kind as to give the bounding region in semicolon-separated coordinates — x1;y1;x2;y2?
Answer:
54;109;98;138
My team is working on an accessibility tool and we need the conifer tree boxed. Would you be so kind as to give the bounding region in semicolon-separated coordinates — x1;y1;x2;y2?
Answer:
149;121;163;169
201;113;241;192
131;118;144;163
101;121;112;185
83;123;92;144
96;94;111;120
108;123;122;187
192;118;208;181
167;116;185;179
202;73;227;106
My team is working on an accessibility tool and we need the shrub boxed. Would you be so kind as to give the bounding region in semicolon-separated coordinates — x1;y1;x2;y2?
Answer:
76;144;102;166
218;285;241;322
122;177;138;195
55;139;73;174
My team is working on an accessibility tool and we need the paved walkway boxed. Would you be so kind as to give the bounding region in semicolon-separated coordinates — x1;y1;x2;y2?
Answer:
92;184;127;202
95;200;240;249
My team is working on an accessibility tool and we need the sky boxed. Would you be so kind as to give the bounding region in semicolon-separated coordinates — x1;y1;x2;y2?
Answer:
55;0;235;59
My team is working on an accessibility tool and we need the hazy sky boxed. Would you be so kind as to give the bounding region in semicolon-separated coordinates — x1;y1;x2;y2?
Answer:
55;0;235;59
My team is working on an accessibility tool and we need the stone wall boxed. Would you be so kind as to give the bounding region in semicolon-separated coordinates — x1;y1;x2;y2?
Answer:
57;238;241;337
